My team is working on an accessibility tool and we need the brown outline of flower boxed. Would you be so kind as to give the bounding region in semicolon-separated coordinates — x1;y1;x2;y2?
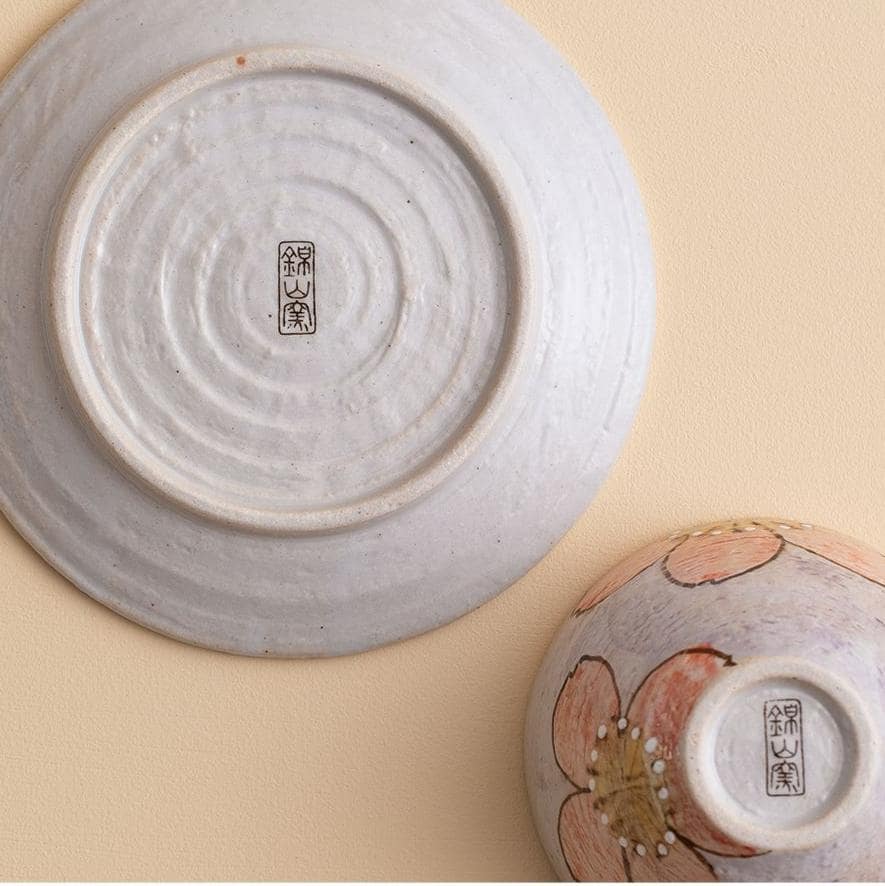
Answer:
575;519;884;616
553;647;762;881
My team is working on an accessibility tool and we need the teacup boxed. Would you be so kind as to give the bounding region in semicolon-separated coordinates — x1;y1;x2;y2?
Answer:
524;519;884;881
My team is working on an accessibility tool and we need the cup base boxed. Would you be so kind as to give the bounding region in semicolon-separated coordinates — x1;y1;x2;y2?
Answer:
682;656;878;852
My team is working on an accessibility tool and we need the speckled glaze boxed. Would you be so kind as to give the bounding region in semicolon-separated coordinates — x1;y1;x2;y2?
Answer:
0;0;654;656
525;520;885;881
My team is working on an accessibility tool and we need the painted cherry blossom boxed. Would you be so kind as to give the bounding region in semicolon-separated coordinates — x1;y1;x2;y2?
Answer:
553;647;760;881
575;519;885;615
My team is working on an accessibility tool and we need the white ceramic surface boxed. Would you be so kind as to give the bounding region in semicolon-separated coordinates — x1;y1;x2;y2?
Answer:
525;520;885;881
0;0;654;656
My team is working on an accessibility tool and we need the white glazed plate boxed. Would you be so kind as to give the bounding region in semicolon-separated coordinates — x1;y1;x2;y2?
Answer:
0;0;654;656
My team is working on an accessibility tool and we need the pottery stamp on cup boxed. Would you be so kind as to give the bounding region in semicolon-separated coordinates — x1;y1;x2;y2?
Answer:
764;698;806;797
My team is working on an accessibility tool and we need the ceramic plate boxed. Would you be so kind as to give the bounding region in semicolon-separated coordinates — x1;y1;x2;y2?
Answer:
0;0;654;656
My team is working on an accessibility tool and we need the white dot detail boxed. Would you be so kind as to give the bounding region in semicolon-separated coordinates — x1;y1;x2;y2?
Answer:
618;837;629;849
636;844;647;857
597;725;608;740
590;749;598;762
652;759;666;774
644;737;659;753
631;727;641;740
665;831;677;845
618;718;628;731
588;778;596;792
658;788;670;800
600;813;609;826
657;844;669;857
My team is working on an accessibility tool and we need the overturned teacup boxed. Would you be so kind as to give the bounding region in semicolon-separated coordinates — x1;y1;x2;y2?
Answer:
525;519;884;881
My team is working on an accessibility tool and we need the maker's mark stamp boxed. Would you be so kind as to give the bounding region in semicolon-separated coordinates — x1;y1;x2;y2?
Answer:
279;241;316;335
764;698;806;796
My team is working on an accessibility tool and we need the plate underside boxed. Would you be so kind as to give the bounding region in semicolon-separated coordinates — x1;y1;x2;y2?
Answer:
0;0;654;656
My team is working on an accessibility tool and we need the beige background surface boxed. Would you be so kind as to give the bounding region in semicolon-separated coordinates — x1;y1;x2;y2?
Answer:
1;0;883;880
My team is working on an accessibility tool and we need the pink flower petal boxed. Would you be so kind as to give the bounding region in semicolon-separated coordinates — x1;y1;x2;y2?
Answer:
664;528;783;587
559;792;629;881
575;535;684;614
777;524;885;587
627;647;758;857
625;836;717;882
553;657;621;789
